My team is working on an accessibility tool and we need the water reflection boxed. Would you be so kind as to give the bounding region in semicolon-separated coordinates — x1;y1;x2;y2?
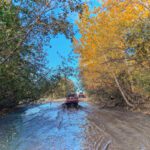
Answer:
0;102;90;150
1;102;150;150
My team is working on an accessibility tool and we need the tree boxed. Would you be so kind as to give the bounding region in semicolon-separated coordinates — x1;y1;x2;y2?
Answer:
74;0;150;107
0;0;83;109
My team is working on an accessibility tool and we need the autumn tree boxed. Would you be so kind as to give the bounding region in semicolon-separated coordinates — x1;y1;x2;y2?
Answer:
74;0;150;107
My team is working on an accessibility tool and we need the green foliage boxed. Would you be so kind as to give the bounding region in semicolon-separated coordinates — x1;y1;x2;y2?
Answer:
125;17;150;96
125;17;150;64
46;77;75;99
0;1;78;109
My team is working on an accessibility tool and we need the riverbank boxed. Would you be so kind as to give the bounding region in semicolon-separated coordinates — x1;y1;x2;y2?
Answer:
0;97;149;116
0;97;88;115
0;98;62;115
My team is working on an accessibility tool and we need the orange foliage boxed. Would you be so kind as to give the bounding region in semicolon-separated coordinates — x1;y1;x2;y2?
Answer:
74;0;150;93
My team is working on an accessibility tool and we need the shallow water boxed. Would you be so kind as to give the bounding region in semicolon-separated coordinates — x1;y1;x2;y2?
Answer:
0;102;150;150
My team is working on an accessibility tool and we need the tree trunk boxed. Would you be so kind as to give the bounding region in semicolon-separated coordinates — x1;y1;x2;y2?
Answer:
103;54;134;107
114;75;134;107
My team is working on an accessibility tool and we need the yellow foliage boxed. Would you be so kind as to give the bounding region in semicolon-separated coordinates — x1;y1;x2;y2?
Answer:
74;0;150;91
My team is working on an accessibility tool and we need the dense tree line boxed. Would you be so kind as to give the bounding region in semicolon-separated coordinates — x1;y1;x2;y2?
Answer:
0;0;82;109
74;0;150;108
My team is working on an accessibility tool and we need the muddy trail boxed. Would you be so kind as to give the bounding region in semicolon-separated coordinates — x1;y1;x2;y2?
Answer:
0;102;150;150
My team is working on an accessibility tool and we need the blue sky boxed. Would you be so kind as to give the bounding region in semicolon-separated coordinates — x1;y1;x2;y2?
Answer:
44;33;80;89
45;0;102;89
44;35;73;68
45;0;102;67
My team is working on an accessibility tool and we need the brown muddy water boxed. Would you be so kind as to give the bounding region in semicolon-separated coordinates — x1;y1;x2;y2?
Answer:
0;102;150;150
